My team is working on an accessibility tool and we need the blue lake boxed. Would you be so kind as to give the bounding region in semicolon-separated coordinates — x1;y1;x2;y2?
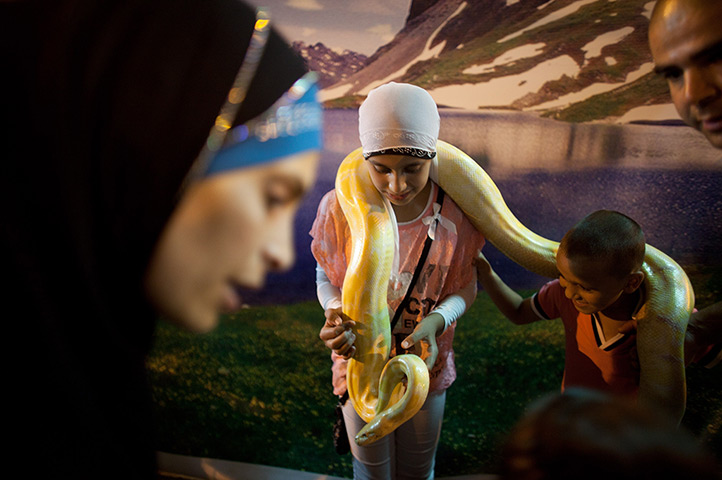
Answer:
243;109;722;305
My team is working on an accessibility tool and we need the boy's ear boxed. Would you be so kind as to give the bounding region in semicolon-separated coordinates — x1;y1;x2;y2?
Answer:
624;271;645;293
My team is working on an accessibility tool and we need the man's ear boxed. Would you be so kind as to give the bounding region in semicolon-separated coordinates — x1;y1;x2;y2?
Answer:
624;271;645;293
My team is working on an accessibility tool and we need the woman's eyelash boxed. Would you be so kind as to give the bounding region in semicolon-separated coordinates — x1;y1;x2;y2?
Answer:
265;182;293;209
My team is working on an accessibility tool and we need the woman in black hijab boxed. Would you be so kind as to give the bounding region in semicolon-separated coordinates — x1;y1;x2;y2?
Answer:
2;0;321;477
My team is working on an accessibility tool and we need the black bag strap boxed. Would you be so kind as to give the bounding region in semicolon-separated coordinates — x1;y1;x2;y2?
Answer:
389;187;445;332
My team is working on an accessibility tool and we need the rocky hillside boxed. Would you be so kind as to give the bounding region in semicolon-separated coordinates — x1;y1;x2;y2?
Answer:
292;41;368;89
320;0;674;123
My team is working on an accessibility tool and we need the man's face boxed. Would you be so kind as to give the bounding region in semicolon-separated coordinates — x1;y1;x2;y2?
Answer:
649;0;722;149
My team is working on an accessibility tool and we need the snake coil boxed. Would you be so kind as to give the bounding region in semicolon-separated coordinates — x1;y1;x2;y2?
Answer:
336;141;693;446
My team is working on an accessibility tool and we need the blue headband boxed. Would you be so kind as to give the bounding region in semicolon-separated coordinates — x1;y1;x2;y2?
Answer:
203;74;323;176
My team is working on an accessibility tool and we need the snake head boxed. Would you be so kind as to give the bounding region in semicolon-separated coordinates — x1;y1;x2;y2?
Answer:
355;430;377;446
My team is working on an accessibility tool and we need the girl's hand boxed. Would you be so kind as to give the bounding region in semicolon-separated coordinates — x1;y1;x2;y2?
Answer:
319;307;357;359
401;312;445;370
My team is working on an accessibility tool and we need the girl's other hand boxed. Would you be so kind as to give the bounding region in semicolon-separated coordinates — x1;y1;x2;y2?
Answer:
401;312;445;370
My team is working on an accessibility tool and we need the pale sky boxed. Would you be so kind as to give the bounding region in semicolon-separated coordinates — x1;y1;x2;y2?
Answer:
244;0;412;55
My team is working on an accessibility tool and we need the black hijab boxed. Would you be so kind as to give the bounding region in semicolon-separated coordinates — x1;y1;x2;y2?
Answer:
2;0;307;477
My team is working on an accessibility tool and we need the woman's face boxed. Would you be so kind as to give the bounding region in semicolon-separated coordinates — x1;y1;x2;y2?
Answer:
145;151;318;332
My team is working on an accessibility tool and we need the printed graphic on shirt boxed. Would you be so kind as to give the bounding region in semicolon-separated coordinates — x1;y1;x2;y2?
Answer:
389;262;450;379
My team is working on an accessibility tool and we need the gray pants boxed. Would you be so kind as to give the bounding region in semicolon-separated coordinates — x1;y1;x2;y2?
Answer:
342;390;447;480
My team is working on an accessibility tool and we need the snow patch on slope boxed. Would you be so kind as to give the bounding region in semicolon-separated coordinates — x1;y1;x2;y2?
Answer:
429;55;580;108
463;43;546;74
498;0;601;43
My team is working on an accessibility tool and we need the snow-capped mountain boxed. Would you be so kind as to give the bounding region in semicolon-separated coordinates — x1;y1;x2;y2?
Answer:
320;0;674;123
293;41;368;89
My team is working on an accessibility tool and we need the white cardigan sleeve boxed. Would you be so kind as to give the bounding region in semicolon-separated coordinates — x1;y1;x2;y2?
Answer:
316;263;342;311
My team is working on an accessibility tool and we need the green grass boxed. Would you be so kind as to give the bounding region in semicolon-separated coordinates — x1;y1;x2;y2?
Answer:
148;292;721;478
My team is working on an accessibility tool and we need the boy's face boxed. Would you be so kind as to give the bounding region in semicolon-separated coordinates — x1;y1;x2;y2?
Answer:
555;249;633;315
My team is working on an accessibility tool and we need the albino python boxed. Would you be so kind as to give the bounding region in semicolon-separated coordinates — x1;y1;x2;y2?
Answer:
336;140;694;446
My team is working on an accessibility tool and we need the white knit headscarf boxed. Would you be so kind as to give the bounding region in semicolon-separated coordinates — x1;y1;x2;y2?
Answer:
358;82;440;158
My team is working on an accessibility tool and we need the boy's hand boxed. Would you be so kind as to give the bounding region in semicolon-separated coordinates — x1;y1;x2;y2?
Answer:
474;250;492;279
319;307;356;359
400;312;445;370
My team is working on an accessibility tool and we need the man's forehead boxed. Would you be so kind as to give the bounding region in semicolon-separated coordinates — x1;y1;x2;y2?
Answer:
650;1;722;61
650;0;722;34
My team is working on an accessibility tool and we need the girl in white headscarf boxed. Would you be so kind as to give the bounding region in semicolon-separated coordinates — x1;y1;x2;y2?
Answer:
311;82;485;480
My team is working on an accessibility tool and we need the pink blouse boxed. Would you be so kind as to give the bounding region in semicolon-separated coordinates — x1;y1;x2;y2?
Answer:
310;182;485;394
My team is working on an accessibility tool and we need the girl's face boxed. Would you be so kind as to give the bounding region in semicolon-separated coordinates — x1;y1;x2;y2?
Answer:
365;154;432;208
144;151;318;332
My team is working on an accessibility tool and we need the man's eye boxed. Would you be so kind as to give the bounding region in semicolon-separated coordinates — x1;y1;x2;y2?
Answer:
662;67;683;82
698;44;722;67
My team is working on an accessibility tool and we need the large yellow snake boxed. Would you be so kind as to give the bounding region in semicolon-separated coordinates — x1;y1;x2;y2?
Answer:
336;140;693;446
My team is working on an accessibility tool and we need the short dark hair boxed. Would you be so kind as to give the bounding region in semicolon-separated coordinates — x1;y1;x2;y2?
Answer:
559;210;645;278
500;388;722;480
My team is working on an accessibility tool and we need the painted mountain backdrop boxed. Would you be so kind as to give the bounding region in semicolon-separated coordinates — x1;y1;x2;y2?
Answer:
293;41;368;88
303;0;676;124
